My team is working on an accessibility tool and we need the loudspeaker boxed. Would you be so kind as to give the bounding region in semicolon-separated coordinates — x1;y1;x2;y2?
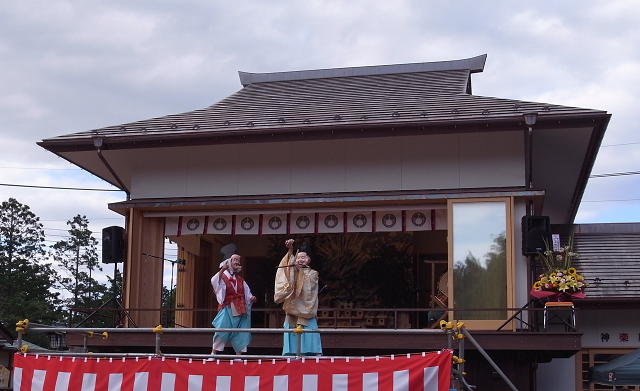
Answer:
102;226;125;264
522;216;550;255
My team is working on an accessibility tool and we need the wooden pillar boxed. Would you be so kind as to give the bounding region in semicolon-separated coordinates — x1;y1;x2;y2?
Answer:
174;237;218;328
175;247;198;328
194;239;216;327
123;208;164;327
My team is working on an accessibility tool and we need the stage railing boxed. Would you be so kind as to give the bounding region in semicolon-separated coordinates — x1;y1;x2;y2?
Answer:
17;325;448;357
69;303;563;332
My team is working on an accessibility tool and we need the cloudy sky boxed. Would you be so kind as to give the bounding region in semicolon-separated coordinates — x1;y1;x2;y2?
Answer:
1;1;639;285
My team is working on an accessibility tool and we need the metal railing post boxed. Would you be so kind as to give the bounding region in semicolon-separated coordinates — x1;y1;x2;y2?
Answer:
459;332;465;378
461;328;518;391
155;332;162;355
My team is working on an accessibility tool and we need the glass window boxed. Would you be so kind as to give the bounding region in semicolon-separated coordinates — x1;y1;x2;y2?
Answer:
451;200;508;321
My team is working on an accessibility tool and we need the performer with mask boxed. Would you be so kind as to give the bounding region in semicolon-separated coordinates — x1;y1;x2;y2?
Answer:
274;238;322;356
211;243;257;355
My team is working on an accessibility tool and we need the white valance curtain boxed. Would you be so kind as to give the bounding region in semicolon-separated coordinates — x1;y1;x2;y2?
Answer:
164;209;447;236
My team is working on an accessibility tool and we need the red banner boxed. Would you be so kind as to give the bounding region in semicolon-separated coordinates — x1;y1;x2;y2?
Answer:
13;350;452;391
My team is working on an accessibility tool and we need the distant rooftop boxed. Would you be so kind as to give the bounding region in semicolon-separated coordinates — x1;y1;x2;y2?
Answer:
238;54;487;86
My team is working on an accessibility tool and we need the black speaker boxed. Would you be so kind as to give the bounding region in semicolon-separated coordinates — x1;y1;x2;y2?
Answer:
522;216;550;255
102;226;125;264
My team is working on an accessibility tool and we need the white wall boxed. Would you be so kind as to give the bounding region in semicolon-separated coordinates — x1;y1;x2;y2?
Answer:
536;309;640;391
580;309;640;348
126;131;525;199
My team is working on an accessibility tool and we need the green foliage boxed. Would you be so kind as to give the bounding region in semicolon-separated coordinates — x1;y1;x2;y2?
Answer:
0;198;62;329
51;214;107;325
538;235;579;272
453;231;507;320
106;267;124;299
161;286;176;327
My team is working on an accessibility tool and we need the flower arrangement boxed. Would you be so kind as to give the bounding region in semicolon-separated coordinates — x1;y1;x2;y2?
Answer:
530;239;587;299
532;267;587;293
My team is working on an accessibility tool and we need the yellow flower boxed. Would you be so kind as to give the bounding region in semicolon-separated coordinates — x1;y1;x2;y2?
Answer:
568;267;577;274
533;281;542;289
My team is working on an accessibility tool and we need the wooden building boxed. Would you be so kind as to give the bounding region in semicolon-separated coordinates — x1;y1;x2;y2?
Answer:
38;54;612;390
564;223;640;391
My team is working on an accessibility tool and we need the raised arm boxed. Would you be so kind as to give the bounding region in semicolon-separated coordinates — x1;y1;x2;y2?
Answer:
285;238;294;256
274;239;296;303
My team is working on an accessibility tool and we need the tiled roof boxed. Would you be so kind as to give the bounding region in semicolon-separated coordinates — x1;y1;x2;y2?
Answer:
41;54;606;146
572;224;640;298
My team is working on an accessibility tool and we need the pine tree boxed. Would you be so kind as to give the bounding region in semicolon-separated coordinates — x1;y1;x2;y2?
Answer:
52;214;107;325
0;198;61;328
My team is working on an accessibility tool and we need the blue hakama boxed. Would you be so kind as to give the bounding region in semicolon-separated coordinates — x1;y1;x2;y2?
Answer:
282;317;322;356
212;306;252;353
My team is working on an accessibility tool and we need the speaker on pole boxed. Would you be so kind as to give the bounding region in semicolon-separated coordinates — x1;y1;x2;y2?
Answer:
522;216;550;255
102;226;125;264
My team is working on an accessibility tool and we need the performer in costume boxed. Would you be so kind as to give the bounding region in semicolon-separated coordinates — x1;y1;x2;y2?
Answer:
211;243;257;355
274;239;322;356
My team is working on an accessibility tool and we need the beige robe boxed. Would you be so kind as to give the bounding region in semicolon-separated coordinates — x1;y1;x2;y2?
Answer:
274;252;319;327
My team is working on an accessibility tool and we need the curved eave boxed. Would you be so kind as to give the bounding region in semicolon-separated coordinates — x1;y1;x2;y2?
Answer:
566;114;611;223
38;111;610;154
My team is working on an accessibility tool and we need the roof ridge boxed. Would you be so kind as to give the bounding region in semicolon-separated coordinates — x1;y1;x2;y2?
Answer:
238;54;487;86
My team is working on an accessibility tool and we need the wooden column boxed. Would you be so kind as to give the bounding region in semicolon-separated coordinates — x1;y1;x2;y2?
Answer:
174;237;218;328
175;247;198;328
194;239;216;327
123;208;164;327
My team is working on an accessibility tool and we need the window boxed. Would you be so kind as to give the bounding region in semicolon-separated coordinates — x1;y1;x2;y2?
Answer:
449;198;513;329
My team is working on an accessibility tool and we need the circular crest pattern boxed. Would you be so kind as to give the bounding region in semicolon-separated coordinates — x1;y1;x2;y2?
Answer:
296;215;310;230
324;214;339;229
411;212;427;227
212;218;227;231
268;216;283;230
186;218;200;231
241;217;255;231
382;213;397;228
353;214;367;228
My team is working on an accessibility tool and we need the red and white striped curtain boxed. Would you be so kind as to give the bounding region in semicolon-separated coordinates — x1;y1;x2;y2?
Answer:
165;209;447;237
13;350;452;391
